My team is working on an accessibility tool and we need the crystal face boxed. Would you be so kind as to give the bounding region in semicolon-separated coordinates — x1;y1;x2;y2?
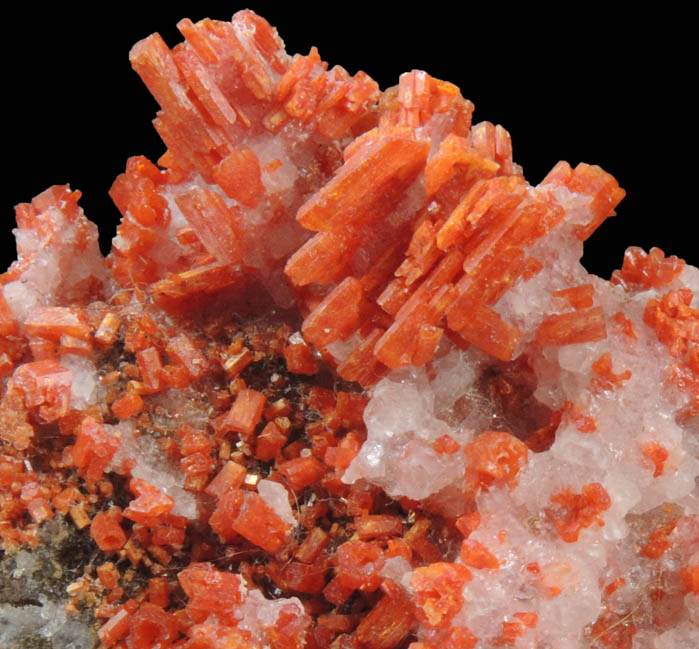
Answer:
1;9;698;649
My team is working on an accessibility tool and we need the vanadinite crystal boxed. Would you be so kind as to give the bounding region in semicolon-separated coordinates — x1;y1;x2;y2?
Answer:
1;9;698;649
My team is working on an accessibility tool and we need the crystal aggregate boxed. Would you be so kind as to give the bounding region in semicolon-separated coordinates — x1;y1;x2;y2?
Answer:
0;9;698;649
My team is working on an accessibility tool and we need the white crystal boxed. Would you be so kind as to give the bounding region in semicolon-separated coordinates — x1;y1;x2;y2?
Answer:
60;354;100;409
257;479;296;526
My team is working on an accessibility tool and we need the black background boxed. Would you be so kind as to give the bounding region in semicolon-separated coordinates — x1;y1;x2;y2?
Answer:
2;4;694;278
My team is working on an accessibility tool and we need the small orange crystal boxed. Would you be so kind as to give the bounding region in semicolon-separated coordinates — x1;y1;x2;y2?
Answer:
91;508;127;552
123;479;175;525
464;430;529;491
72;417;120;482
209;488;291;552
547;483;612;543
411;562;473;629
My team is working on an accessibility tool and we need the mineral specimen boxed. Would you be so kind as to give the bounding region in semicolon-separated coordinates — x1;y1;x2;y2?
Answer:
1;8;698;649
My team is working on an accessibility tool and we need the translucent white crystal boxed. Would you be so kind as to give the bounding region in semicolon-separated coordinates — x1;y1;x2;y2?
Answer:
2;281;43;323
60;354;100;409
257;479;296;526
379;556;413;592
0;596;92;649
109;421;199;519
236;588;306;642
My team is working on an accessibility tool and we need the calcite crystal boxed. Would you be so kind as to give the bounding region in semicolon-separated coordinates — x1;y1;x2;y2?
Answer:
1;9;698;649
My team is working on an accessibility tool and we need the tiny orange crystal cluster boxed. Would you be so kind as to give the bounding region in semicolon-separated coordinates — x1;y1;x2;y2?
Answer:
1;9;699;649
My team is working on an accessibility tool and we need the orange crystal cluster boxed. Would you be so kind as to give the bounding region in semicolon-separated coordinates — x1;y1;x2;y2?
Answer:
1;9;698;649
109;10;378;309
288;96;623;379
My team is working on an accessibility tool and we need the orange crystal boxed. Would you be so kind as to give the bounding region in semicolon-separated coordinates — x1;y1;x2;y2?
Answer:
91;508;127;552
411;562;473;629
209;488;291;552
460;538;500;570
178;562;244;622
8;359;72;424
72;417;120;482
123;478;175;525
464;430;529;491
547;482;612;543
334;539;386;592
218;388;266;436
126;602;179;649
354;584;415;649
